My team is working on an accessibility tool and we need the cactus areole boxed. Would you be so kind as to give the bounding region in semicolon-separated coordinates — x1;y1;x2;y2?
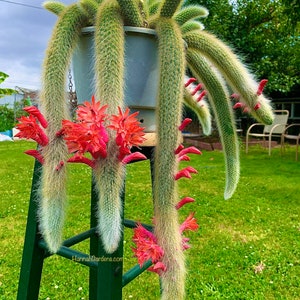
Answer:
18;1;274;299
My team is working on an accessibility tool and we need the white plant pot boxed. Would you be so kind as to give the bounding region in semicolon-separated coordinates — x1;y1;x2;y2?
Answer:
72;26;159;132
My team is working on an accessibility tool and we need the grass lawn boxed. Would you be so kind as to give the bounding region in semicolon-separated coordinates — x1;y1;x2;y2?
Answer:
0;140;300;299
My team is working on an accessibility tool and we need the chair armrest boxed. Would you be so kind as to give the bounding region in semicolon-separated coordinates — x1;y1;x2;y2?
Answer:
283;123;300;135
246;123;264;135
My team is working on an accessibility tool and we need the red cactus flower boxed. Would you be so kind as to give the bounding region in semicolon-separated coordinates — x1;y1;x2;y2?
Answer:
24;149;44;164
23;106;48;128
179;118;192;131
177;146;201;157
148;261;167;274
15;115;49;146
62;99;109;160
67;154;96;168
121;152;147;164
76;95;108;124
197;90;207;102
256;79;268;96
175;166;198;180
180;212;199;233
175;144;185;154
109;107;146;161
132;224;164;268
191;83;203;96
184;77;196;87
175;197;195;210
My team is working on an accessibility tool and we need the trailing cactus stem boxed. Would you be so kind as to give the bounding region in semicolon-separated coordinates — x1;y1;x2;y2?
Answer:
94;2;125;253
43;1;66;16
181;20;204;34
79;0;100;23
184;31;274;125
116;0;145;27
154;18;186;300
187;49;239;199
159;0;184;18
39;4;87;253
93;156;124;253
174;5;209;26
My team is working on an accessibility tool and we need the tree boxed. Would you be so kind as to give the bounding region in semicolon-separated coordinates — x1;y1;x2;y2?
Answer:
185;0;300;95
0;72;15;98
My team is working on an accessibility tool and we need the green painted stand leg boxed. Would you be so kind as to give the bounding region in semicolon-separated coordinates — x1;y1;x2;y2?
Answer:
89;175;124;299
17;161;46;300
17;147;155;300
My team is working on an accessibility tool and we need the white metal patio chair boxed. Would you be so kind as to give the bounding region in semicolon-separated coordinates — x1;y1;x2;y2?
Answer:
246;110;289;155
281;124;300;161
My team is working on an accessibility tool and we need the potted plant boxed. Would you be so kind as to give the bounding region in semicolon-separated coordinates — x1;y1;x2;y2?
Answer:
17;1;274;299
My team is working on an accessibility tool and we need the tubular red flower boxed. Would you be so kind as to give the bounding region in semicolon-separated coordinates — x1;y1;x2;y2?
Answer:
178;118;192;131
254;103;261;111
15;115;49;146
257;79;268;96
233;102;243;109
23;106;48;128
191;83;203;96
67;155;96;168
180;212;199;233
109;107;146;161
122;152;147;164
231;93;240;100
132;224;164;268
175;166;198;180
178;154;190;162
175;197;195;210
148;261;167;274
184;77;196;87
177;146;201;157
175;144;185;154
76;95;108;124
24;149;44;164
197;90;207;102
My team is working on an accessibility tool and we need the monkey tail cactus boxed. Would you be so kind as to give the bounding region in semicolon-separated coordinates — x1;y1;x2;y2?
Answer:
16;0;275;298
154;17;186;299
93;1;125;253
39;4;87;253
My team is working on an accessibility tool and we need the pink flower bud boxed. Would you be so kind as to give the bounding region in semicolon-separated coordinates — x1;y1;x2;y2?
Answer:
257;79;268;96
176;197;195;210
122;152;147;164
24;149;44;164
197;90;207;102
179;118;192;131
184;77;196;87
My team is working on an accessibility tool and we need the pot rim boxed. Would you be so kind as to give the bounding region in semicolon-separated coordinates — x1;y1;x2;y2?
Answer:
81;26;157;37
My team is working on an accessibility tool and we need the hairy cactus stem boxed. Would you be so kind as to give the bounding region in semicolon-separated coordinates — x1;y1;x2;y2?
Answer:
187;48;240;200
39;4;87;253
154;17;186;300
184;31;274;125
93;1;125;253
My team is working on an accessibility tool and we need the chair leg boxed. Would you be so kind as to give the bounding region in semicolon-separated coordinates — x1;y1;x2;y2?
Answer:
245;134;249;154
280;135;285;157
268;136;272;156
296;140;299;161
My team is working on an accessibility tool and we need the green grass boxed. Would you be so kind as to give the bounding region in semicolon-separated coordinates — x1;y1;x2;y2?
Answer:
0;141;300;299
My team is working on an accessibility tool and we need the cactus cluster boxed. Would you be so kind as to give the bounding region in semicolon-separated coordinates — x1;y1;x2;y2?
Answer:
31;0;275;299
